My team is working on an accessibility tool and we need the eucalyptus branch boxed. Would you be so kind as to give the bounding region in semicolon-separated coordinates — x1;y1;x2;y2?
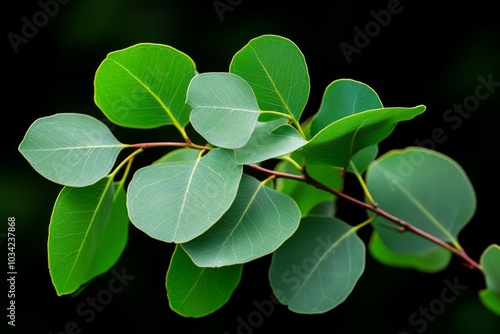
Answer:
248;163;482;272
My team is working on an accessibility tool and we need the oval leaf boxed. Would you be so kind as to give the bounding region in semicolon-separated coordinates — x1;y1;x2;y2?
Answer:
182;174;301;267
479;244;500;316
48;177;129;295
366;147;476;254
188;72;261;149
127;148;243;243
311;78;383;136
94;43;196;129
234;119;307;164
18;113;124;187
298;105;426;167
230;34;310;123
166;245;242;318
269;216;365;314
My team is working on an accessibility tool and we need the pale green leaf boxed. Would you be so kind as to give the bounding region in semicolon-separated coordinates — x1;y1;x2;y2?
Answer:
18;113;125;187
182;174;301;267
127;148;242;243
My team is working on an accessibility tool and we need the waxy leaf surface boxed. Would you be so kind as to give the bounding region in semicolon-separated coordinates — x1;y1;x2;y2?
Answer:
366;147;476;254
127;149;242;243
298;105;426;167
230;34;310;123
269;216;365;314
18;113;124;187
182;174;301;267
94;43;196;129
188;72;261;149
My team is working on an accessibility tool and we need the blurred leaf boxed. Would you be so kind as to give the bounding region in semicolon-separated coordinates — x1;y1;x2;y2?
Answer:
368;232;452;272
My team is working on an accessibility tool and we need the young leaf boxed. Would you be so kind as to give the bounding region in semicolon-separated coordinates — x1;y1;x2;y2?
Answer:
365;147;476;255
182;174;301;267
368;232;452;273
234;119;307;164
48;177;128;295
94;43;196;130
127;148;242;243
297;105;426;167
229;34;310;123
310;78;383;137
188;72;261;149
18;113;125;187
479;244;500;315
347;145;379;175
269;216;365;314
166;245;242;318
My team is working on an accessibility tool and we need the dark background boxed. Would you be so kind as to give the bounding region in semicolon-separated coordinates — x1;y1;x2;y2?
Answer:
3;0;500;333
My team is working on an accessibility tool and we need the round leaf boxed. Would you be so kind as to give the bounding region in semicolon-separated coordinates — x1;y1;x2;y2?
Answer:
127;148;243;243
94;43;196;129
230;34;310;123
269;216;365;314
18;113;125;187
182;174;301;267
366;147;476;254
188;72;261;149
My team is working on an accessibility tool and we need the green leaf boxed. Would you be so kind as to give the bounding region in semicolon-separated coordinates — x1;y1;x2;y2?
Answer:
94;43;196;129
229;34;310;123
297;105;426;167
479;290;500;316
166;245;242;318
481;244;500;293
182;174;301;267
153;147;201;164
234;119;308;164
269;216;365;314
365;147;476;254
275;157;342;216
48;177;129;295
368;232;452;273
18;113;125;187
188;72;261;149
311;78;383;137
347;145;379;174
127;148;242;243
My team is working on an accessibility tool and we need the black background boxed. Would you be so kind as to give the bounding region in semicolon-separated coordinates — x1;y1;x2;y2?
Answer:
3;0;500;333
